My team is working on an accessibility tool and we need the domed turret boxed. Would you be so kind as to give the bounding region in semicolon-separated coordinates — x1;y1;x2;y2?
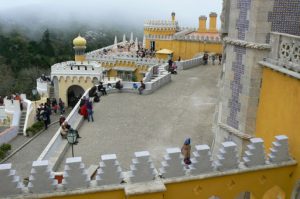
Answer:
73;34;87;61
73;35;87;47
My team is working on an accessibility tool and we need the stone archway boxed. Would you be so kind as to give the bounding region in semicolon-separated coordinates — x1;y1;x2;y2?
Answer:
67;85;85;108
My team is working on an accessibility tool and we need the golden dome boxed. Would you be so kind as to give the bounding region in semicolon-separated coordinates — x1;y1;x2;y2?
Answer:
73;35;86;46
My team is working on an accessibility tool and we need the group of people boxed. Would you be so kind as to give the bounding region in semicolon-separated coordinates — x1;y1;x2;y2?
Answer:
203;53;222;65
79;97;94;122
136;48;155;58
36;98;65;129
116;80;145;95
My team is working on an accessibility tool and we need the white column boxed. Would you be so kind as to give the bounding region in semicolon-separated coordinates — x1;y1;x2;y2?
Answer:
28;160;57;193
268;135;291;163
96;154;123;186
159;148;186;178
0;163;23;197
215;141;239;171
62;157;90;190
190;145;214;175
243;138;266;167
129;151;157;183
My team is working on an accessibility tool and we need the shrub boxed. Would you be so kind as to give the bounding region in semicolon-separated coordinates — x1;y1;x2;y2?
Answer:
0;150;5;160
26;121;44;136
0;143;12;160
0;143;11;152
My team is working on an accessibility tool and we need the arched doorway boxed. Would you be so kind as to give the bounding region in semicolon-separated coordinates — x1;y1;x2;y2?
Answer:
67;85;85;107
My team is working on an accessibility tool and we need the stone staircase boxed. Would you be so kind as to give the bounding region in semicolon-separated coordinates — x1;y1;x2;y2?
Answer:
18;110;27;134
49;85;55;99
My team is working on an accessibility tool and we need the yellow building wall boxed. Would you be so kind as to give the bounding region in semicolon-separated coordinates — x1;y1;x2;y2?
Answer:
255;67;300;193
75;55;86;62
45;164;295;199
145;39;222;60
104;63;146;82
144;29;176;36
58;77;94;106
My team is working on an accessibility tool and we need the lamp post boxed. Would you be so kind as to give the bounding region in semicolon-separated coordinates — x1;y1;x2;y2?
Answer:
67;130;77;157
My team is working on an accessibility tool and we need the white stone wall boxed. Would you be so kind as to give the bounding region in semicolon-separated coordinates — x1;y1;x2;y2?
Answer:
0;135;295;197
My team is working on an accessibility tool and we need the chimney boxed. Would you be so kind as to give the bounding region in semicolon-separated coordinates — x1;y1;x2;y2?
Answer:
198;16;207;33
171;12;176;22
208;12;218;33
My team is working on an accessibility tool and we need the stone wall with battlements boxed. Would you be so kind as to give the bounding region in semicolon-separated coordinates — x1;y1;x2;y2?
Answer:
0;135;296;198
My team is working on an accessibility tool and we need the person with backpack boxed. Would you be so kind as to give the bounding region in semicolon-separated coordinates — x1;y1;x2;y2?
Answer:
181;138;192;168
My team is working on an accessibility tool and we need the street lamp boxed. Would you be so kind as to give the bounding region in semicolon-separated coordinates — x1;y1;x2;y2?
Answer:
67;130;77;157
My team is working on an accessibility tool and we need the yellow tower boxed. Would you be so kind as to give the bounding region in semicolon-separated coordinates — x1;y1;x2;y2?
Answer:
171;12;176;23
198;16;207;33
73;35;87;62
208;12;218;33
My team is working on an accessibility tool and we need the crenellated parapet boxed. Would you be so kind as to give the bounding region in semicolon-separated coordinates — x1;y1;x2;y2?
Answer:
145;34;221;43
144;20;179;32
50;61;103;82
86;54;167;66
0;135;295;198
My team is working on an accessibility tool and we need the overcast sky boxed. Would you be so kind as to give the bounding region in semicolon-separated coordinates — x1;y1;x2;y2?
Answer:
0;0;222;29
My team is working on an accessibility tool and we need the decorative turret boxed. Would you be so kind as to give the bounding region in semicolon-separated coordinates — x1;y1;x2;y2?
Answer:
198;16;207;33
171;12;176;23
73;35;87;62
208;12;218;33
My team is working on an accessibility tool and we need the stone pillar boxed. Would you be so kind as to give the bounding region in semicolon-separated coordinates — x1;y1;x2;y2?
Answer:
208;12;218;33
212;0;274;157
171;12;176;23
198;16;207;33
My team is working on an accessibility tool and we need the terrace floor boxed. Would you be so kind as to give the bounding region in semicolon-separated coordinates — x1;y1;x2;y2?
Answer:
57;63;221;171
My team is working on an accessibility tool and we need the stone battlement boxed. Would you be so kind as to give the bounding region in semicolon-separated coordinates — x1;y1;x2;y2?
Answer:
145;34;221;43
50;61;103;80
144;20;179;30
0;135;295;198
86;54;166;66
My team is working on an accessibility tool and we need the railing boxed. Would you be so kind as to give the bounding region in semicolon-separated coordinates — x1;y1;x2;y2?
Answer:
176;55;204;70
22;99;33;136
267;32;300;73
145;63;171;93
37;89;90;170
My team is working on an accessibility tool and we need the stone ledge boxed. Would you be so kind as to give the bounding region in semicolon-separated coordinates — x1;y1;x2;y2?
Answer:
124;180;166;196
162;160;297;184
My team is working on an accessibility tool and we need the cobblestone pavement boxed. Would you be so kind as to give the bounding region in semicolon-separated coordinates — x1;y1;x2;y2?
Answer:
3;111;70;180
58;64;221;171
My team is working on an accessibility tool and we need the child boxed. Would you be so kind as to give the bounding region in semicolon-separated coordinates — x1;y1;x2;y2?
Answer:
181;138;191;167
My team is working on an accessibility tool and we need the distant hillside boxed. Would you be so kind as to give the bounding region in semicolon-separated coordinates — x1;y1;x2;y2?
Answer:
0;24;143;98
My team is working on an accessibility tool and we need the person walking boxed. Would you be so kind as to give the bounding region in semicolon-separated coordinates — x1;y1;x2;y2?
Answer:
181;138;192;168
138;81;146;95
86;99;94;122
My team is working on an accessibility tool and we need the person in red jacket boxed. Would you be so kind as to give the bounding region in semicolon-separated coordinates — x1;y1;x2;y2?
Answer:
80;103;88;119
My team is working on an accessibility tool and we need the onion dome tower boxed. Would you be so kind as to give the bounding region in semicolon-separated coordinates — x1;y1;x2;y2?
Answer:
73;35;87;62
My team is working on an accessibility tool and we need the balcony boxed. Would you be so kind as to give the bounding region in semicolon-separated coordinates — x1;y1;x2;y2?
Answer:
263;32;300;76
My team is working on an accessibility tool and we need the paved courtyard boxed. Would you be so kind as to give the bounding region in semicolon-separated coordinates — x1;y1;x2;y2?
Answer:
58;64;221;171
